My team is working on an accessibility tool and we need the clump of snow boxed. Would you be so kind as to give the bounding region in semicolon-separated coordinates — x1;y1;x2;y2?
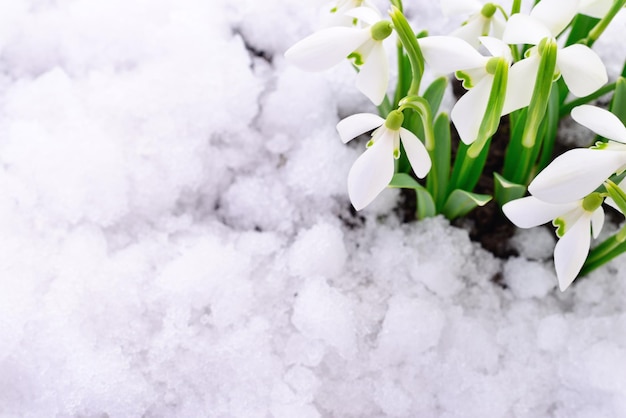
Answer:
1;0;626;417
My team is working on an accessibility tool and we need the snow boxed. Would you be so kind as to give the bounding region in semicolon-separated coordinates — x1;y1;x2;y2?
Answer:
0;0;625;417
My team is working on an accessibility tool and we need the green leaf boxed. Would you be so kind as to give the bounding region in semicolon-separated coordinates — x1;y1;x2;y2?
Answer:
536;85;560;171
449;138;490;193
610;77;626;126
605;179;626;216
494;172;526;205
429;112;451;209
565;14;599;46
441;189;492;220
389;173;436;219
422;77;448;116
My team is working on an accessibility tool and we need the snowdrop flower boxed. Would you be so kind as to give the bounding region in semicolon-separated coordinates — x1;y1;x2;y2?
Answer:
419;36;511;145
501;0;608;114
529;105;626;203
503;193;605;291
337;111;431;210
440;0;506;48
285;7;391;104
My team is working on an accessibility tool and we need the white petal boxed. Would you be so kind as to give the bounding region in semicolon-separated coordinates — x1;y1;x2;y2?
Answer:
579;0;613;18
336;113;384;143
502;196;579;228
489;15;506;41
591;207;605;239
501;55;540;115
502;14;551;45
528;148;626;203
554;214;591;291
450;16;488;49
531;0;580;36
356;42;388;105
399;128;432;178
557;45;608;97
571;105;626;144
419;36;487;74
284;27;370;72
479;36;512;62
451;75;493;144
441;0;482;16
344;6;381;25
347;129;395;210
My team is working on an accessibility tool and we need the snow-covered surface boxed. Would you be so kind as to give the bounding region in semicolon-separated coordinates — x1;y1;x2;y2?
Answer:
1;1;626;416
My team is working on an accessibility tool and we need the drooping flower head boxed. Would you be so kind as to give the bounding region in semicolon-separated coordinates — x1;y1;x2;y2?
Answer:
419;36;511;146
503;193;605;291
441;0;506;48
529;105;626;203
285;7;392;105
337;111;432;210
501;0;608;115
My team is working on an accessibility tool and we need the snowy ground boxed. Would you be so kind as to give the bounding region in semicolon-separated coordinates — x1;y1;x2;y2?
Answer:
1;1;626;417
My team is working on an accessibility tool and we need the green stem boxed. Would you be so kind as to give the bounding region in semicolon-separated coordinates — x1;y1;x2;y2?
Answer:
508;40;557;184
580;235;626;276
389;6;424;96
560;82;617;117
511;0;521;14
585;0;626;46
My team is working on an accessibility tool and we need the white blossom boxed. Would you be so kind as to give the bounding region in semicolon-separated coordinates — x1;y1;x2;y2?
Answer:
529;105;626;203
285;7;391;104
337;112;431;210
501;0;608;114
503;194;605;291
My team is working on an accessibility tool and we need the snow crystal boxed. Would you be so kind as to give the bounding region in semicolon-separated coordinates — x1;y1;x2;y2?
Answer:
2;0;626;416
288;221;347;278
504;257;556;299
292;278;357;359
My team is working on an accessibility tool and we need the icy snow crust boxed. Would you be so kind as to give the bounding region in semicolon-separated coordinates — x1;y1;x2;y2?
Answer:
1;0;626;416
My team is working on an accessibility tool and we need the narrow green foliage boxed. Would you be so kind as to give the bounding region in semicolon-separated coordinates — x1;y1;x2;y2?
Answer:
431;113;451;209
610;77;626;125
468;58;508;157
565;14;599;46
493;172;527;205
536;86;560;171
605;180;626;215
389;6;424;95
389;173;436;219
585;0;626;46
422;77;448;116
442;189;492;220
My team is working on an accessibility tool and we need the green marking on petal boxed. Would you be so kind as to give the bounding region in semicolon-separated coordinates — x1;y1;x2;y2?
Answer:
393;148;400;159
481;3;497;18
371;21;393;41
591;141;609;150
366;139;375;148
330;6;338;13
553;217;567;238
455;70;474;89
348;51;364;66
